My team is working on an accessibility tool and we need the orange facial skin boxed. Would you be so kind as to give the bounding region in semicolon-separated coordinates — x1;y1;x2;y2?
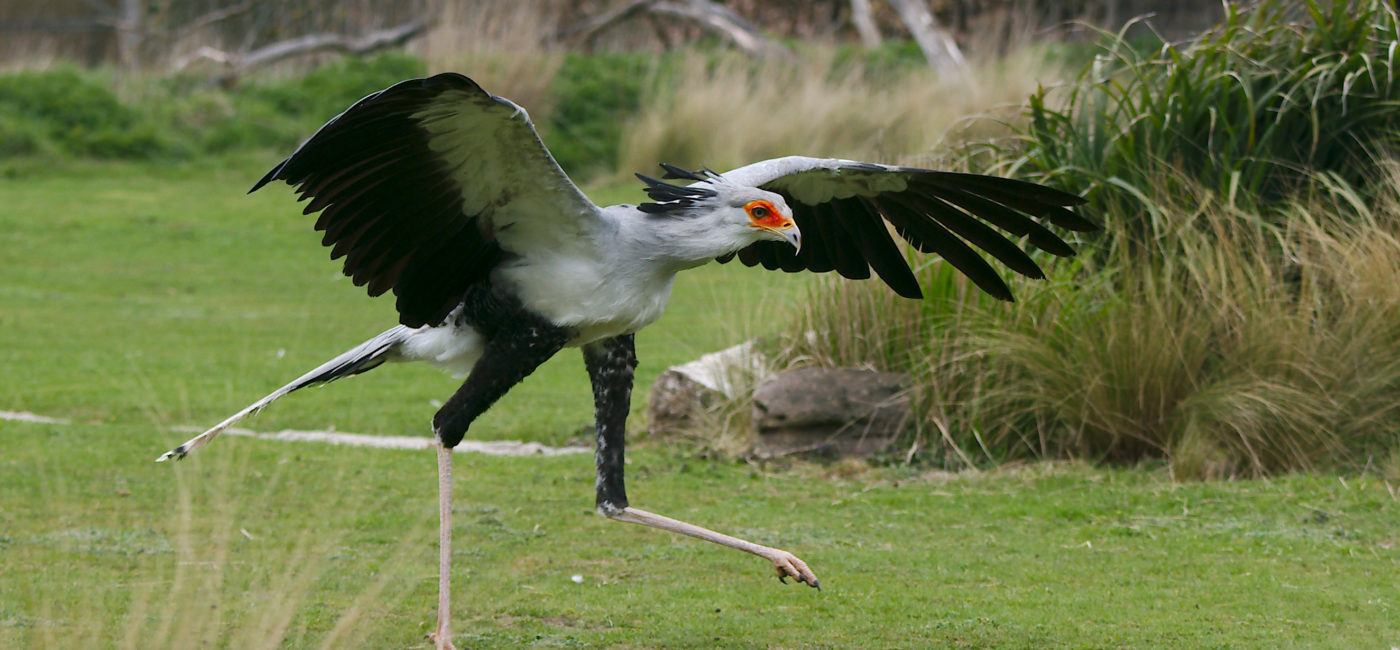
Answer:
744;200;792;230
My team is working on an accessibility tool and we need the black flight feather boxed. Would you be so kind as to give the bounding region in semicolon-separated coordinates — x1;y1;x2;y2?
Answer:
874;195;1014;301
920;172;1096;232
250;73;511;328
849;196;922;299
904;193;1044;279
916;182;1077;258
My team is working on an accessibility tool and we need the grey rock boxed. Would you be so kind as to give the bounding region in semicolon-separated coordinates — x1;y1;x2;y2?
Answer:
648;368;719;436
751;367;912;458
647;341;766;437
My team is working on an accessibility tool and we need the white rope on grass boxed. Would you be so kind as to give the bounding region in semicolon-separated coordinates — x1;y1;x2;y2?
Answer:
1;410;589;456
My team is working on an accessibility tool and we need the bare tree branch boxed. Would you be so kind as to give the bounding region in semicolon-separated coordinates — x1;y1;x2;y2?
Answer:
172;44;235;71
175;21;428;85
114;0;144;68
849;0;883;48
649;0;788;58
554;0;653;43
886;0;966;73
555;0;788;59
238;20;427;69
183;1;254;34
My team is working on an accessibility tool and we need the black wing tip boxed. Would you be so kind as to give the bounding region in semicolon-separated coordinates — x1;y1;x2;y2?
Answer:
918;169;1101;236
249;71;487;197
249;160;288;193
919;169;1089;206
979;274;1016;302
1050;208;1100;232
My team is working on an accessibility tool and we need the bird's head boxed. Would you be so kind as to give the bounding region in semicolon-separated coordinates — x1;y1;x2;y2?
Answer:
723;187;801;252
636;165;801;253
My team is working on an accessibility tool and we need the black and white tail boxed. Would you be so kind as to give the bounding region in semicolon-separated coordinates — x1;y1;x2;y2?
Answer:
155;326;412;462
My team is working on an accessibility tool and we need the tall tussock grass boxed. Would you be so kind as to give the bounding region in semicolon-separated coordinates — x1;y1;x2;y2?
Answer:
789;172;1400;478
771;0;1400;478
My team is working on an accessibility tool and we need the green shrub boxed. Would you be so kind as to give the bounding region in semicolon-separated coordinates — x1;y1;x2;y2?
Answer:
0;105;50;156
0;53;427;161
543;51;664;177
1016;0;1400;239
237;52;426;125
0;66;174;158
827;40;927;81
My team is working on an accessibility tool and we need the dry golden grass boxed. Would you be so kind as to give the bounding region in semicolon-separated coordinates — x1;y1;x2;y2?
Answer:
420;0;566;121
618;47;1066;174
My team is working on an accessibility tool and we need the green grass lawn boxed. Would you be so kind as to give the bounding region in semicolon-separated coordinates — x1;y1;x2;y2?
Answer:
2;159;1398;648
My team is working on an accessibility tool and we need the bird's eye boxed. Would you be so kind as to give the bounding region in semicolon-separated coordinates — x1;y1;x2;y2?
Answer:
750;205;770;219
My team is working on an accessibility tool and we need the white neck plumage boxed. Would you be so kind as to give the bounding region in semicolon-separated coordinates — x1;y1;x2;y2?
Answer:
606;203;759;273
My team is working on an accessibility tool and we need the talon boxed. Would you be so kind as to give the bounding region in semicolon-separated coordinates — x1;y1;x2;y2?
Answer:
766;549;819;590
427;631;457;650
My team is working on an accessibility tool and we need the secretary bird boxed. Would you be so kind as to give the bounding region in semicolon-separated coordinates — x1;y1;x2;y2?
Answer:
157;72;1093;649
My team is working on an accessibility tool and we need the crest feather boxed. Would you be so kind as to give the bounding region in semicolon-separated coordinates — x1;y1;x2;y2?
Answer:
659;163;725;183
636;164;721;214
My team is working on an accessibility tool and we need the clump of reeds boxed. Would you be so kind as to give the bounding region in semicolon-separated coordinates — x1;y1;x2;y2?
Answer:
769;1;1400;478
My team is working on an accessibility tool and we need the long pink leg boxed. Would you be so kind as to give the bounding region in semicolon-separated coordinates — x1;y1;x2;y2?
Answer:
604;506;820;589
432;442;457;650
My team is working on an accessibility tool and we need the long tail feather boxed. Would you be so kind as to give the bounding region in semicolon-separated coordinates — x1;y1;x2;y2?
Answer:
156;326;411;462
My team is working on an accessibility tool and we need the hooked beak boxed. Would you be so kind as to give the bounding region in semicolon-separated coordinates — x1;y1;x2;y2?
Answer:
766;221;801;253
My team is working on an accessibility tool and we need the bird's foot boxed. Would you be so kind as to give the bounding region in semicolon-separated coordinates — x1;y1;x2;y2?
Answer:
765;548;820;590
427;630;457;650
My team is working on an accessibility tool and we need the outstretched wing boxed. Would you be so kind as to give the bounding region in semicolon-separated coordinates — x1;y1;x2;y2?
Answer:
252;73;599;328
715;156;1095;300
